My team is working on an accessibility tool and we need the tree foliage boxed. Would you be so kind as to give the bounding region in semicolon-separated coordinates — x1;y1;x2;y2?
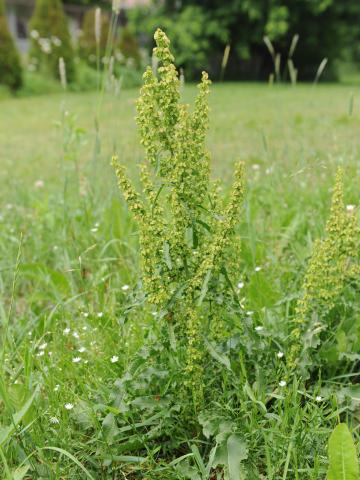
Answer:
129;0;360;81
29;0;75;82
0;0;23;90
78;7;110;67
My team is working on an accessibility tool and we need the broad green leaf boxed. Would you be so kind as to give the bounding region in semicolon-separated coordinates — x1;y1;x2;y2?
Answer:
227;434;248;480
0;388;38;447
12;465;30;480
197;270;212;306
327;424;359;480
205;339;231;370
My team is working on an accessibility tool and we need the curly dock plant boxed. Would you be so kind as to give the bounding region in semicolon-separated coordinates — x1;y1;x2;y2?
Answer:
112;29;245;400
288;168;359;373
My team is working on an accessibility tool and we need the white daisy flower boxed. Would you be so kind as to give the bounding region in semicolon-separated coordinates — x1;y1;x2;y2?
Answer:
50;416;59;424
110;355;119;363
34;179;44;188
97;312;103;318
279;380;287;387
63;327;70;335
64;403;74;410
54;384;60;392
255;326;264;332
121;284;130;291
346;204;355;212
255;266;262;272
315;395;323;402
72;357;81;363
277;351;284;358
78;347;86;353
237;281;244;289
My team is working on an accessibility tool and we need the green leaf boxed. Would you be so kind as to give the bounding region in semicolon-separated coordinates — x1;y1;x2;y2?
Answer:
227;434;248;480
197;270;212;306
12;465;30;480
327;423;359;480
163;241;172;270
0;388;38;447
205;339;231;370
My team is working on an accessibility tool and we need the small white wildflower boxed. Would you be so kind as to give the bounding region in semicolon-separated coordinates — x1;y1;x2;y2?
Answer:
39;38;52;54
50;416;59;424
279;380;287;387
82;312;89;318
97;312;103;318
39;342;47;350
315;395;323;402
255;326;263;331
110;355;119;363
82;326;88;331
78;347;86;353
122;284;130;291
346;204;355;212
63;327;70;335
28;331;32;336
255;266;262;272
36;351;45;357
64;403;74;410
247;311;254;316
48;351;52;356
91;227;98;233
72;331;79;339
277;351;284;358
30;29;39;39
84;360;89;364
34;179;44;188
72;357;81;363
51;36;62;47
237;281;244;289
54;384;60;392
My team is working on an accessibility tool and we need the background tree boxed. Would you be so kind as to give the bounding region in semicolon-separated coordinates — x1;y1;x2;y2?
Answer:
78;7;110;68
0;0;23;90
129;0;360;81
29;0;75;82
118;25;141;69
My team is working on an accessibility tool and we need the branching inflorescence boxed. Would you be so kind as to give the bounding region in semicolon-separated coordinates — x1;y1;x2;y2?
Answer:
288;168;359;372
112;29;245;400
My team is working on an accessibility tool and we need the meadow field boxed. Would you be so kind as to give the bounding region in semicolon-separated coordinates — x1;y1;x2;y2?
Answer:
1;72;360;479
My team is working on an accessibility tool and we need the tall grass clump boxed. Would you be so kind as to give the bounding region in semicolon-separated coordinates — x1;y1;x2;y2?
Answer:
0;0;23;90
29;0;75;82
113;28;245;403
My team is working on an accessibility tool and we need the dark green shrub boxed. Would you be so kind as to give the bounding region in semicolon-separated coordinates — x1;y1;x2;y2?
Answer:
0;0;23;90
29;0;75;82
78;7;110;68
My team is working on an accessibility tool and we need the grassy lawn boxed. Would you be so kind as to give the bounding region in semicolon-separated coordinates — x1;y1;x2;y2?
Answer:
1;81;360;478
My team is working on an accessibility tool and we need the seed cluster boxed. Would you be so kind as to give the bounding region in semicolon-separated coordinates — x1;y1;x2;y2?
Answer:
112;29;245;399
288;168;359;370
